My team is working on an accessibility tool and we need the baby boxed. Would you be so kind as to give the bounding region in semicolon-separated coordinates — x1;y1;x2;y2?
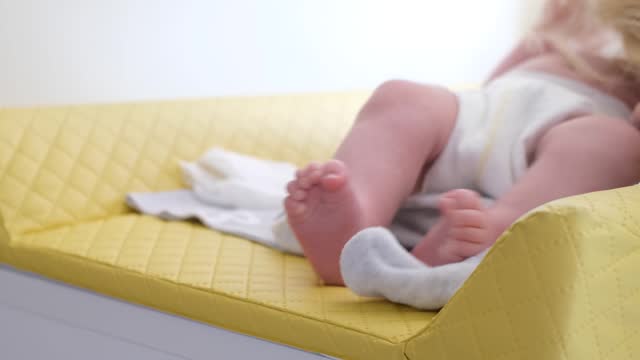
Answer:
284;0;640;285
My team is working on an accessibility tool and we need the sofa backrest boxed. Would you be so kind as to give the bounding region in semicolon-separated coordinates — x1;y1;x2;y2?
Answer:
0;93;365;236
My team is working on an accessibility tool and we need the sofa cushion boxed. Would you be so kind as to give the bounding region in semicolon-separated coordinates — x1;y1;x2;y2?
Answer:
1;93;640;359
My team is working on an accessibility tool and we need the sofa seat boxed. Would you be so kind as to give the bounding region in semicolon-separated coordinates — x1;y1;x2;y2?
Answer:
1;93;639;359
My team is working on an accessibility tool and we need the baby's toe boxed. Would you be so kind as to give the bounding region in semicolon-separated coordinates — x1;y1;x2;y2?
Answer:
450;226;486;244
449;189;482;210
306;167;323;185
319;160;348;191
295;162;319;178
297;163;321;188
284;197;307;217
286;180;297;194
286;181;307;201
322;160;347;177
450;209;486;229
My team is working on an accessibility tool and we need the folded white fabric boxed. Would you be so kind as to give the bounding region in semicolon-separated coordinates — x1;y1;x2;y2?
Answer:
181;148;296;210
340;227;487;310
127;147;304;255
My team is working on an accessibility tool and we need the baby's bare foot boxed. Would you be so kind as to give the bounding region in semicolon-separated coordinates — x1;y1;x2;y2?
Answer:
284;160;366;285
412;189;506;266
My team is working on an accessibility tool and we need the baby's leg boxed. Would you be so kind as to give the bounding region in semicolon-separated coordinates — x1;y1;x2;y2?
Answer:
285;80;458;284
414;115;640;266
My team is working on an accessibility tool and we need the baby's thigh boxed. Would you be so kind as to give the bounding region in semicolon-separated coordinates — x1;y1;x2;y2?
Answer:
536;115;640;183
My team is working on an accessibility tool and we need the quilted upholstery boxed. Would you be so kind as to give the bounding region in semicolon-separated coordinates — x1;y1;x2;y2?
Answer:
0;93;639;359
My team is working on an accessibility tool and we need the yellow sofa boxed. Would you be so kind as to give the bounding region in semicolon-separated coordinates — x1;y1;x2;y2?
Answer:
0;92;639;359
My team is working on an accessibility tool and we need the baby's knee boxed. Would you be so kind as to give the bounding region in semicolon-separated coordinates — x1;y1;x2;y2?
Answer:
359;80;457;130
364;80;448;111
371;79;427;100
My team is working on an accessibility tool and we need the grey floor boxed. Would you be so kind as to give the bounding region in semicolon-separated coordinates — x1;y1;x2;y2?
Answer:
0;265;332;360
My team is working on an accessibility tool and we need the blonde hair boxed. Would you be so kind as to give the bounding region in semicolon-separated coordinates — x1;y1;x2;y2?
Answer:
530;0;626;85
597;0;640;75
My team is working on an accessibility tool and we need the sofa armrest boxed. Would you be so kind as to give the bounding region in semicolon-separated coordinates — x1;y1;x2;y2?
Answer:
406;185;640;359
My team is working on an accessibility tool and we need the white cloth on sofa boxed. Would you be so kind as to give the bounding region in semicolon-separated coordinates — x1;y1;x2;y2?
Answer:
182;147;297;210
127;147;304;255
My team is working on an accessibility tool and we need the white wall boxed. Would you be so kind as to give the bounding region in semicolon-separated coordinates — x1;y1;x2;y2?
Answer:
0;0;524;107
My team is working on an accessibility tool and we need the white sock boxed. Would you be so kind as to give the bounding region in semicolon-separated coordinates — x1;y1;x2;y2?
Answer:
340;227;486;310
